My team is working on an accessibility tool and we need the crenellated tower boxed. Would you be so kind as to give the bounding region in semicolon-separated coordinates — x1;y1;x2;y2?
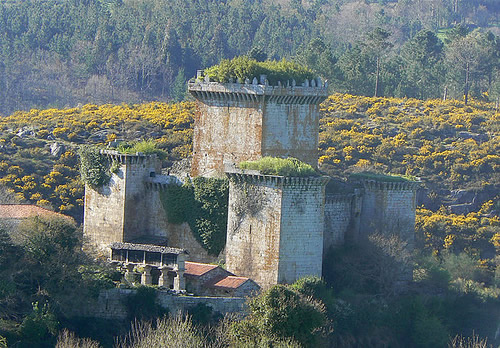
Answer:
188;76;328;177
225;172;329;289
83;151;161;249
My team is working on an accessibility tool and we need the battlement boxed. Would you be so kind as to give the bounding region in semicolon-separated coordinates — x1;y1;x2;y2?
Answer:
100;149;158;165
226;171;330;188
145;176;182;190
358;179;421;191
188;80;328;105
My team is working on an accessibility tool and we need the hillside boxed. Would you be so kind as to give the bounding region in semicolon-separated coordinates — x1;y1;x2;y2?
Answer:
0;94;498;258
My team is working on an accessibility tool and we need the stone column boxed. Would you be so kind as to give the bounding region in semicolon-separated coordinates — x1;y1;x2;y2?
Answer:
141;265;152;285
173;254;186;291
173;270;185;291
124;263;136;283
158;266;172;289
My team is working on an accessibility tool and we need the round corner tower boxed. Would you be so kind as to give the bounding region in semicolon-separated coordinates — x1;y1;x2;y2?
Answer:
188;77;329;177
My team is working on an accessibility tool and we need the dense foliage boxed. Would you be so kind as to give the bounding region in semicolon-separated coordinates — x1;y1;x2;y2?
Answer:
239;157;318;177
0;0;498;114
202;56;315;85
78;146;110;188
0;217;118;347
160;177;229;255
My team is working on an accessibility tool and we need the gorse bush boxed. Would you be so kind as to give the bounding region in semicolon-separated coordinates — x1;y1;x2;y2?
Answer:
202;56;316;85
239;157;318;177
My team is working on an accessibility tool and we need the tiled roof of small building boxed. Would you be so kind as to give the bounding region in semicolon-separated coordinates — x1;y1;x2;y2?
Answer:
211;276;251;289
184;261;219;276
0;204;73;221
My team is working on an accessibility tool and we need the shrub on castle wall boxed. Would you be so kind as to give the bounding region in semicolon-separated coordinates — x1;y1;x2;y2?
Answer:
202;56;316;85
160;177;229;255
78;146;111;188
117;140;167;159
239;157;318;177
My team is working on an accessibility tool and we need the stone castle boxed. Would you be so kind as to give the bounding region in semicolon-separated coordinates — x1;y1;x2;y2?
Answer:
83;75;419;291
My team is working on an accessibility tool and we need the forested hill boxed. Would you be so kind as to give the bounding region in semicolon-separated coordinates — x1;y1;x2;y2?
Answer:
0;0;499;115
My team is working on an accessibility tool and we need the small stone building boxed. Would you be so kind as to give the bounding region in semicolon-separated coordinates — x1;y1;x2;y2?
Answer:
184;261;260;297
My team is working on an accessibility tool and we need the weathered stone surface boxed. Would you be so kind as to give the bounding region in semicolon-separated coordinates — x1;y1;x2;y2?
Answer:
188;82;328;177
357;180;419;249
225;173;328;289
76;288;247;320
323;194;353;252
83;153;217;263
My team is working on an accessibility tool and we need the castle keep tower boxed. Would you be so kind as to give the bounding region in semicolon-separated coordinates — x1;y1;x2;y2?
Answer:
188;77;328;177
189;75;329;289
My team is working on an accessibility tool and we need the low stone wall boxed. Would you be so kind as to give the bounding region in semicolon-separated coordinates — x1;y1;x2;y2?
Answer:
78;288;247;321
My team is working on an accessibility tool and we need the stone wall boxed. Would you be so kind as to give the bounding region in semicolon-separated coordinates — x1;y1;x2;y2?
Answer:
225;172;328;289
323;194;353;253
146;183;216;263
78;288;246;321
84;152;217;263
358;180;419;248
278;177;328;284
262;103;320;167
84;153;159;250
188;82;328;177
225;174;283;289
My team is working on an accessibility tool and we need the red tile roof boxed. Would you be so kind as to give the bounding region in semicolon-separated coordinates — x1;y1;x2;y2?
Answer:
211;276;250;289
184;261;219;276
0;204;73;221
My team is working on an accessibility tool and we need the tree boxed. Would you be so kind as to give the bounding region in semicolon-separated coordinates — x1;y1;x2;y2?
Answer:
445;30;496;104
361;27;393;97
231;284;326;347
247;47;267;62
401;30;444;99
295;38;337;82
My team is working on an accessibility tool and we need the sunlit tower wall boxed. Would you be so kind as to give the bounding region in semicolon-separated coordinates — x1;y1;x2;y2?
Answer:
225;172;329;289
188;76;329;177
83;151;160;250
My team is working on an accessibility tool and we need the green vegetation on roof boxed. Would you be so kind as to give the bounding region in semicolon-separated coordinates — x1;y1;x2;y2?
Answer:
202;56;316;85
349;171;417;183
239;157;318;177
117;140;166;159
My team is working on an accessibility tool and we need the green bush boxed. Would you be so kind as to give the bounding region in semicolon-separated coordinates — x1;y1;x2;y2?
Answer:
203;56;315;85
239;157;318;177
232;285;326;347
116;140;166;159
126;286;167;321
20;302;58;346
78;146;110;188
